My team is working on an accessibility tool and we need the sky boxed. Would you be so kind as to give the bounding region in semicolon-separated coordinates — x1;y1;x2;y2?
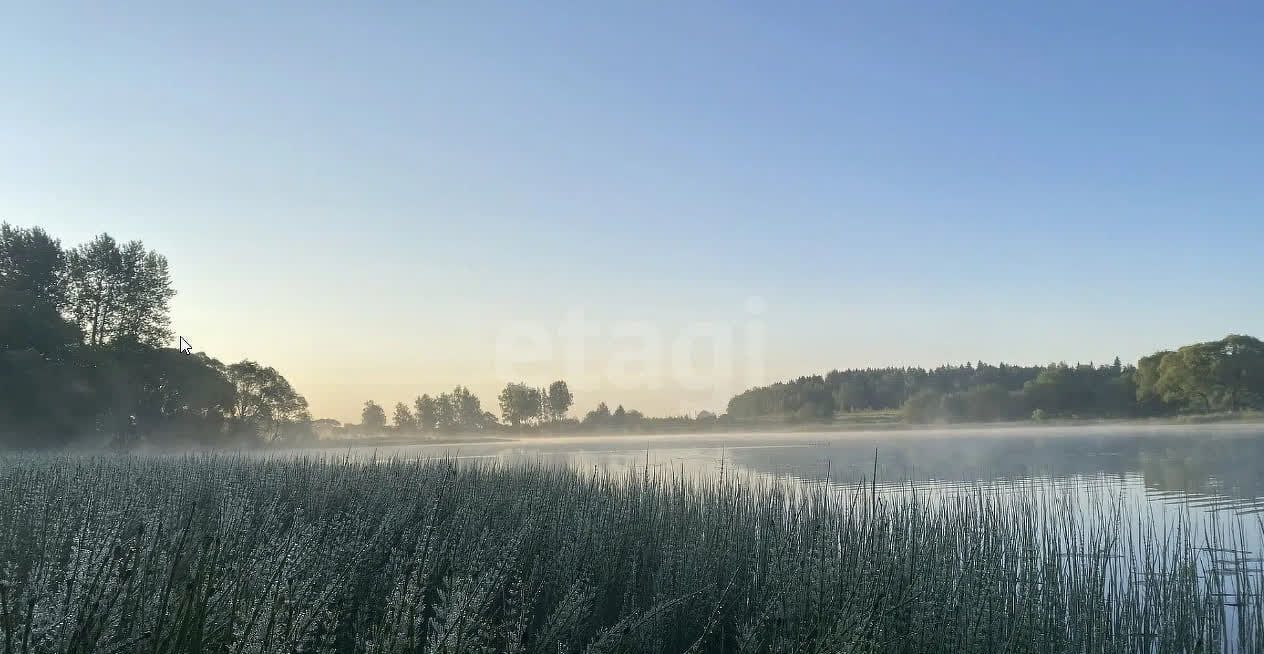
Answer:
3;2;1262;423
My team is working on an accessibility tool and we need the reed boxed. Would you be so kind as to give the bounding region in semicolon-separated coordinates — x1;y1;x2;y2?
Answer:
0;453;1258;653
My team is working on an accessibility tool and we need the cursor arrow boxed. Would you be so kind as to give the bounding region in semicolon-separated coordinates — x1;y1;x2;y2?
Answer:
178;336;192;355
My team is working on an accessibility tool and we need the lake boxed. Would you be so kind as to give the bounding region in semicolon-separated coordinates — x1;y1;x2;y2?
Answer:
320;422;1264;555
329;422;1264;623
329;423;1264;515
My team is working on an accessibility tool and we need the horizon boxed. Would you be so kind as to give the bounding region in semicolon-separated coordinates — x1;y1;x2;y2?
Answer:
5;2;1263;423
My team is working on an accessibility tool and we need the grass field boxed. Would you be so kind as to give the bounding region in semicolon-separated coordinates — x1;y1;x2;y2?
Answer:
0;454;1260;653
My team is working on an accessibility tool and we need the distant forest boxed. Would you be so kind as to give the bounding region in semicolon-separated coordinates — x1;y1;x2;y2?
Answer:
727;334;1264;423
3;223;1262;450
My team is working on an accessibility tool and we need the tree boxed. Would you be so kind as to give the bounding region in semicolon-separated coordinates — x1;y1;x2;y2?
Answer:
1212;335;1264;411
955;384;1018;421
498;382;542;428
434;392;457;431
448;386;487;430
361;401;387;431
546;380;574;422
0;224;79;353
1134;351;1171;413
392;402;415;431
583;402;612;427
414;394;438;433
311;418;342;439
224;360;310;442
833;379;871;412
1150;346;1217;412
134;350;235;433
0;224;65;308
114;241;176;346
1138;336;1264;413
64;234;175;346
2;224;339;448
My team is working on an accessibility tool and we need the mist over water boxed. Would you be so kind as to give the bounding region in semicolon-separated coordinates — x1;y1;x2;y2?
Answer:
321;423;1264;505
322;423;1264;648
320;422;1264;568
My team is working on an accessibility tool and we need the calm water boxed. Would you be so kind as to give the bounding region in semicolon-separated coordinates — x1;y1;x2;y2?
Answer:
330;422;1264;566
331;423;1264;514
321;423;1264;647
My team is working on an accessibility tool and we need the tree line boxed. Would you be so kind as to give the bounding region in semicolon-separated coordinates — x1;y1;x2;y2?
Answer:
8;222;1260;448
1;224;311;448
727;334;1264;424
0;222;717;448
333;380;720;437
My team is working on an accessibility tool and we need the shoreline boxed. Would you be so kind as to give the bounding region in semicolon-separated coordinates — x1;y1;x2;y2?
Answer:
301;412;1264;450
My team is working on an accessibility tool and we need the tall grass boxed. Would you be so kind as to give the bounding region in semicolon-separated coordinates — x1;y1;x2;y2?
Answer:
0;454;1259;653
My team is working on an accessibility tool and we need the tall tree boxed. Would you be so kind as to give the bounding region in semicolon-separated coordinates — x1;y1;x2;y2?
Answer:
413;394;438;433
392;402;415;431
1213;335;1264;411
361;401;387;431
0;224;66;311
114;241;176;345
547;380;573;422
434;392;456;431
65;234;175;346
1154;346;1218;412
448;386;486;430
0;224;79;353
498;382;542;428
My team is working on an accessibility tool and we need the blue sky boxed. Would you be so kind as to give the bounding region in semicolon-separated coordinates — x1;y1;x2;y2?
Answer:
3;2;1262;422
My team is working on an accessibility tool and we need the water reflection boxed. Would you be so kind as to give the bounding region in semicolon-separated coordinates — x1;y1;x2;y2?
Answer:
321;423;1264;649
338;423;1264;514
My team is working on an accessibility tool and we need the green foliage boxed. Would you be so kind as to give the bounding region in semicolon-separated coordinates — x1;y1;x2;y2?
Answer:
584;401;612;426
1136;335;1264;413
64;234;176;346
445;385;488;431
0;455;1255;653
225;360;310;441
573;403;717;434
409;388;491;434
1;224;320;448
727;375;836;421
0;224;76;354
2;224;314;448
413;394;439;433
361;400;387;431
498;382;543;428
392;401;415;431
546;380;574;422
9;221;1264;445
733;339;1264;425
